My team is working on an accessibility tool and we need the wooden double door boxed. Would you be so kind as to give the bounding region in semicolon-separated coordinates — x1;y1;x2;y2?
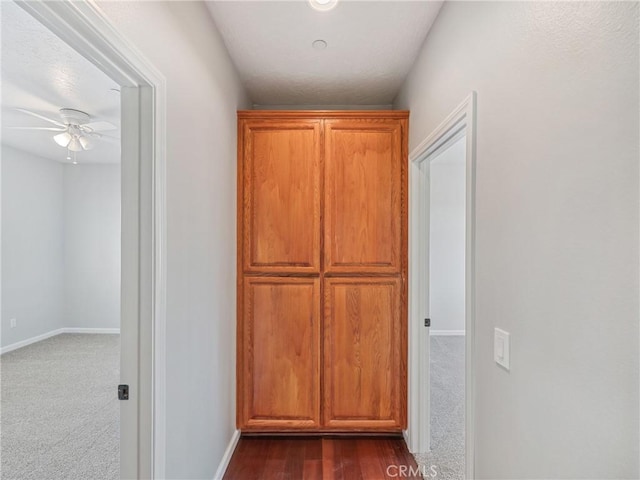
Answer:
237;111;408;432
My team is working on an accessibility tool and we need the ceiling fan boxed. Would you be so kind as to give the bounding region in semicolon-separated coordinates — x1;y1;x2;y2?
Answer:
10;108;118;152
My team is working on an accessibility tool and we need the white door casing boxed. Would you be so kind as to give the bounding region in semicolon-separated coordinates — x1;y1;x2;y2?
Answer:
406;92;477;479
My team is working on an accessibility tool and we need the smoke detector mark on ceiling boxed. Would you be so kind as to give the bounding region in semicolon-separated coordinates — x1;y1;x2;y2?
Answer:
312;40;328;50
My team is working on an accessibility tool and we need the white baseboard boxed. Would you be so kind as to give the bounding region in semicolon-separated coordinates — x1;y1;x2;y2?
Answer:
213;429;241;480
430;330;465;336
63;327;120;334
1;328;66;354
402;429;414;453
1;327;120;354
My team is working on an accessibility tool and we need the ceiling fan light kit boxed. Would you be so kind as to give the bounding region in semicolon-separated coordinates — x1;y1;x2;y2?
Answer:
78;135;95;151
67;135;83;152
55;109;99;152
53;131;72;147
13;107;117;161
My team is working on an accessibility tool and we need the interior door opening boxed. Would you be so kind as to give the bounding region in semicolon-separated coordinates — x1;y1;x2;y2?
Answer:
422;134;467;478
1;3;122;478
407;92;476;479
2;1;167;478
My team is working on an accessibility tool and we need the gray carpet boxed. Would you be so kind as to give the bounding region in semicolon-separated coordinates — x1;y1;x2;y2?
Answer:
1;334;119;480
414;335;465;480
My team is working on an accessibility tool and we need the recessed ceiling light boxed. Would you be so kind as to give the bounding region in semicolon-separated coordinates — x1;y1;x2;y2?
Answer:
309;0;338;12
312;39;328;50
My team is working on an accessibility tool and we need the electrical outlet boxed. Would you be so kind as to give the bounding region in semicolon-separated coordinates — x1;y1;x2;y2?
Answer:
10;318;17;329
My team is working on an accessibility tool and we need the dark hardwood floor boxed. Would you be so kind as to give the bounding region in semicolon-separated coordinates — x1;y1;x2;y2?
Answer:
223;436;422;480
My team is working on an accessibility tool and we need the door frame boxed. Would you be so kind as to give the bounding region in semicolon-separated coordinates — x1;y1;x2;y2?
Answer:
406;92;477;479
15;1;167;478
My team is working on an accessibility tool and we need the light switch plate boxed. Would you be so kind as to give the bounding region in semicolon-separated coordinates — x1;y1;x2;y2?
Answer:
494;328;510;370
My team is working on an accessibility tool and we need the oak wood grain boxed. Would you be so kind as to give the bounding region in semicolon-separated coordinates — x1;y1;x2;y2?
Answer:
323;277;403;430
237;112;408;433
242;120;322;274
241;277;321;429
324;119;402;275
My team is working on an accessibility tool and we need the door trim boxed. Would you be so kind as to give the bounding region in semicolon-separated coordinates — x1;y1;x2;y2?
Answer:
406;92;477;480
15;1;168;478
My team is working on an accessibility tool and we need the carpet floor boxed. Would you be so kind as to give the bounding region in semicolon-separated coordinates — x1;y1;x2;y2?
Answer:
1;333;119;480
413;335;465;480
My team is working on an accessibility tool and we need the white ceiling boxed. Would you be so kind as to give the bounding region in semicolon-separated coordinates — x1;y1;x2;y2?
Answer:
205;1;443;106
1;1;441;164
1;1;121;164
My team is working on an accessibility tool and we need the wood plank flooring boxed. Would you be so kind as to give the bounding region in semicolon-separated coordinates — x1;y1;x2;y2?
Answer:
223;436;421;479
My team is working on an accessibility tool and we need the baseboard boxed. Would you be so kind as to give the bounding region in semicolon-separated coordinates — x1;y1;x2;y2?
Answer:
213;429;241;480
1;327;121;354
430;330;465;336
402;429;414;453
1;328;66;354
63;327;120;334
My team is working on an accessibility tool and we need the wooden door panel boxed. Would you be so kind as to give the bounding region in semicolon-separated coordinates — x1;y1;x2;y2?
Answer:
324;120;402;274
241;277;321;429
323;277;405;430
238;111;408;433
242;121;321;273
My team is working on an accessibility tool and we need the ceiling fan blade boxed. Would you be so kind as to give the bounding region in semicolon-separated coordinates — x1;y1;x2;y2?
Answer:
15;108;66;127
83;121;117;132
100;133;120;140
8;126;67;131
86;131;119;141
98;134;120;144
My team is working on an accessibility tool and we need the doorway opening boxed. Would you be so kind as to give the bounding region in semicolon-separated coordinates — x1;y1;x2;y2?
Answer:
407;93;476;479
1;1;166;477
1;2;123;477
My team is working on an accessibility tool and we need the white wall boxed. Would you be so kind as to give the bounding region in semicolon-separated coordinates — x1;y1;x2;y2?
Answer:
64;164;120;329
2;145;121;348
94;2;251;478
396;2;639;478
429;137;466;334
1;145;65;347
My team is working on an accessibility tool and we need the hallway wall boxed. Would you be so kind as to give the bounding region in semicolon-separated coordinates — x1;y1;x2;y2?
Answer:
95;2;251;478
395;2;639;478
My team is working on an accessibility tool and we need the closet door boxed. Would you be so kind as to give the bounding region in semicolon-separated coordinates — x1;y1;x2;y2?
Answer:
238;111;408;433
238;118;323;430
324;119;403;275
323;277;404;430
322;117;406;430
240;277;321;429
241;120;322;274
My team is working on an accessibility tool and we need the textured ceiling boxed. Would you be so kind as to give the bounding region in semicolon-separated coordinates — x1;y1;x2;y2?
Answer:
205;1;443;106
1;2;121;164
